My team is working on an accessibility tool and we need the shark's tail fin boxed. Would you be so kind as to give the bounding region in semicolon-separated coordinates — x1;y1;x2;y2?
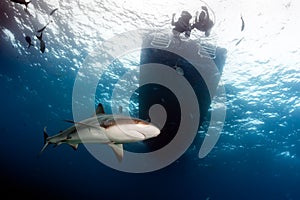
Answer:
38;127;49;156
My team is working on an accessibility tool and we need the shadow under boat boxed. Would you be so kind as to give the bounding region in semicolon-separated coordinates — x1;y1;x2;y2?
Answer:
125;29;227;153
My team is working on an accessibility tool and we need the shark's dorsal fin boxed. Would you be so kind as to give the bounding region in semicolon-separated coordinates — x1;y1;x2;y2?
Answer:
108;143;123;162
95;103;105;115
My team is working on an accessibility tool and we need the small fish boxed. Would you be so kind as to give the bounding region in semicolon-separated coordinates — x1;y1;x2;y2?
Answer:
40;40;45;53
25;35;33;49
235;37;244;46
49;8;58;16
240;14;245;31
36;33;45;53
37;21;51;33
10;0;31;9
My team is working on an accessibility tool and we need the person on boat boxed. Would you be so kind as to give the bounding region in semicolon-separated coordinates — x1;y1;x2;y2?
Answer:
191;6;214;37
171;11;192;38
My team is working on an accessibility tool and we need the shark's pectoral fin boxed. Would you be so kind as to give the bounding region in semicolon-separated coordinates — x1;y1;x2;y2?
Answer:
69;144;79;151
108;143;123;162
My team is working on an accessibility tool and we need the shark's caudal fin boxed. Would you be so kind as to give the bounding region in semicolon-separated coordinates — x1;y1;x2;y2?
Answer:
108;143;124;162
38;127;49;156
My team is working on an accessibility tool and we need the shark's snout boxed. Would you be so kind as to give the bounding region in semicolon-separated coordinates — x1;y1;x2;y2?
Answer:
105;121;160;143
139;123;160;139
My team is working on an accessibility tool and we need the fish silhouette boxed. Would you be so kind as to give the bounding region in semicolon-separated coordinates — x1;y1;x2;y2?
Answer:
25;35;33;48
36;33;45;53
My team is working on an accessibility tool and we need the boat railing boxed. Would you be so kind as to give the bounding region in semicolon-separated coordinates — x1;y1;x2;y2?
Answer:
197;33;218;59
150;31;171;49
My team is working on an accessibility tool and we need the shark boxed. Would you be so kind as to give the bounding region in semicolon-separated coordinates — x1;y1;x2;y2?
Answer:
39;103;160;161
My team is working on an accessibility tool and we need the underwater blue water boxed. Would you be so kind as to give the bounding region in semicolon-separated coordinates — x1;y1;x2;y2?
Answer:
1;0;300;199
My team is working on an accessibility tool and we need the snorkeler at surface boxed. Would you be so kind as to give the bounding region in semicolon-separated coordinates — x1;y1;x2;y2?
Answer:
171;11;193;38
191;6;214;37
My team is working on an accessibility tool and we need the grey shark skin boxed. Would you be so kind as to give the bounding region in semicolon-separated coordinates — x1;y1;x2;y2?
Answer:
40;103;160;161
